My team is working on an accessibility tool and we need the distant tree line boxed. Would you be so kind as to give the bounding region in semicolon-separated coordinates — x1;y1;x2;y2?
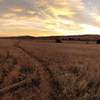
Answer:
55;38;100;44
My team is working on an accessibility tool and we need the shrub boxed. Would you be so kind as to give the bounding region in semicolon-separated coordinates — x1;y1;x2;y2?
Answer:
96;40;100;44
56;39;62;43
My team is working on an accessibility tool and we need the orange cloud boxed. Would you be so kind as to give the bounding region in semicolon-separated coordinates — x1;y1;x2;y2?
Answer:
0;0;100;36
10;7;24;12
1;12;16;18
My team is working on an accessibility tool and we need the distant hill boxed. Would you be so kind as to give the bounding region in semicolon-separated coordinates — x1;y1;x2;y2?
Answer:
37;35;100;41
0;36;35;40
0;35;100;41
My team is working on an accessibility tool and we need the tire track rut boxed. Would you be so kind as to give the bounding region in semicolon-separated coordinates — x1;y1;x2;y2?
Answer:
15;44;52;100
15;43;66;100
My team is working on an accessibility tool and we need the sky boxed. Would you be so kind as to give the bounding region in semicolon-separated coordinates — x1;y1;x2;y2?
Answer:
0;0;100;36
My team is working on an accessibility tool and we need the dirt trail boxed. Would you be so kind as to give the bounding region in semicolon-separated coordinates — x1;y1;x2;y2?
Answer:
13;43;52;100
15;42;66;100
0;41;66;100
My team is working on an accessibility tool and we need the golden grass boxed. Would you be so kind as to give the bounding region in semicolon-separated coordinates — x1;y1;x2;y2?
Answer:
0;40;100;100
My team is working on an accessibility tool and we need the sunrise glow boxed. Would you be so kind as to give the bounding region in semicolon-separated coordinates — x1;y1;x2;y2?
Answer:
0;0;100;36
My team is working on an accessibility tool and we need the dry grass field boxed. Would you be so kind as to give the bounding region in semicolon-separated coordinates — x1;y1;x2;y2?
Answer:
0;39;100;100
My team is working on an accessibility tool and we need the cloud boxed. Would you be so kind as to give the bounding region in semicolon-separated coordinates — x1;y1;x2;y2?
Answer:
0;0;100;36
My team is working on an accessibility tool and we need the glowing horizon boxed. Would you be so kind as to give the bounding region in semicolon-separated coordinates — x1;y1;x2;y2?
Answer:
0;0;100;36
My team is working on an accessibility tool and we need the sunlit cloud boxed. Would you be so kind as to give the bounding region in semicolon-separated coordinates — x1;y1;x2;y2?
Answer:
80;24;100;34
0;0;100;36
10;7;24;13
1;12;16;18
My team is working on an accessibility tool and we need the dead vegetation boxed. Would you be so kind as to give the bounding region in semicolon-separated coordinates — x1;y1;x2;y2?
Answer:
0;40;100;100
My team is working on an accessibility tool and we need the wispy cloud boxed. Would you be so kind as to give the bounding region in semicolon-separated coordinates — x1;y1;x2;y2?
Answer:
0;0;100;36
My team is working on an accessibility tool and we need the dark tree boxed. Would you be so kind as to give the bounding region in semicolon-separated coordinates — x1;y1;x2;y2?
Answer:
56;39;62;43
68;38;73;40
96;40;100;44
